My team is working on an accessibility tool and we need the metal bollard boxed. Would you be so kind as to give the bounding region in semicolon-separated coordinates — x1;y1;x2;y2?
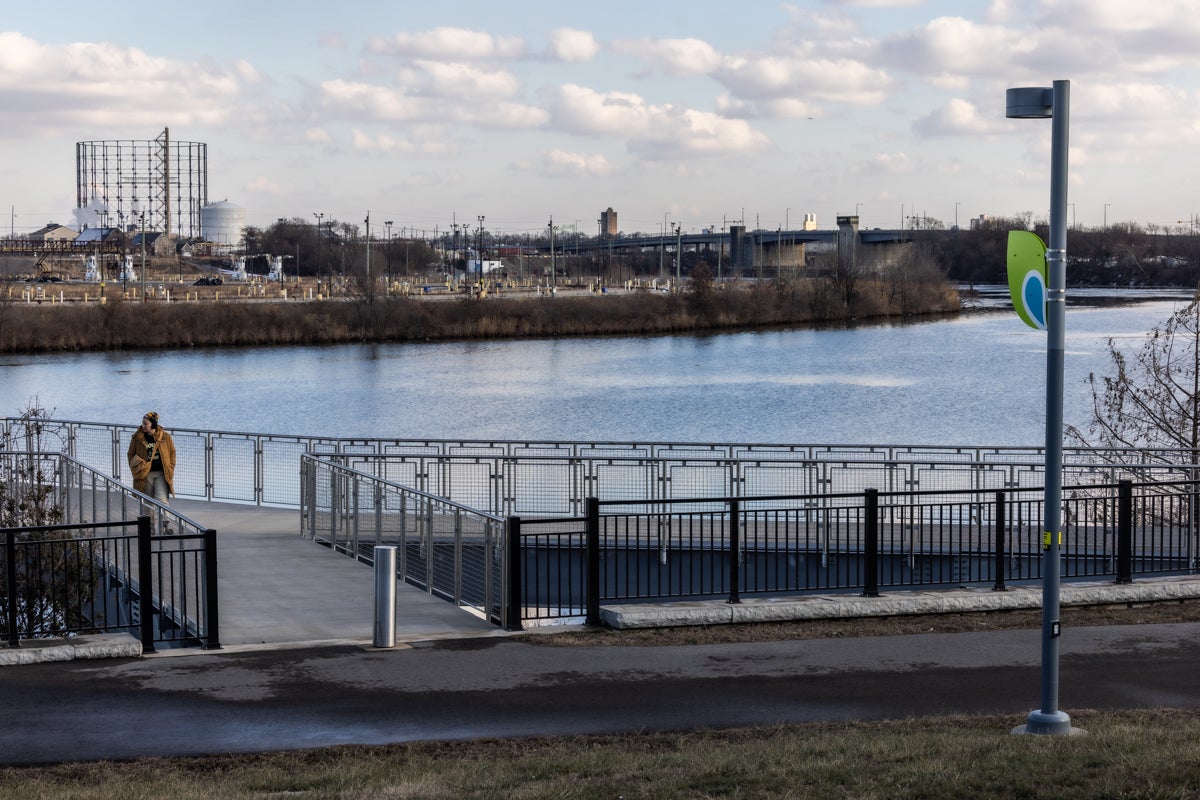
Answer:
373;545;397;648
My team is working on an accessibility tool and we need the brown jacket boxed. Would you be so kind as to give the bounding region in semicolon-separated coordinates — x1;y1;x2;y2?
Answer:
127;426;177;496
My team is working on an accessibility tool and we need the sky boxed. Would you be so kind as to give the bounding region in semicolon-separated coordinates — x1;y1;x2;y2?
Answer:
2;0;1198;240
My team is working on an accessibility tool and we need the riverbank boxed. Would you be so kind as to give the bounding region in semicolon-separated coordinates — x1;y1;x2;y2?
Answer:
0;275;959;353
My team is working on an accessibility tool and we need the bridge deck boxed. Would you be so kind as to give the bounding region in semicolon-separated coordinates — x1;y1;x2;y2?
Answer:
172;499;499;648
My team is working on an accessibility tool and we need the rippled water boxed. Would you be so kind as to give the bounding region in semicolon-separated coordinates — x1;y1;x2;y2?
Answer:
1;289;1192;446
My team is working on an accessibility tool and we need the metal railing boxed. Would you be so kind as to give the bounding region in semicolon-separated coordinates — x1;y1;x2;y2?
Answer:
9;416;1200;510
506;479;1200;627
9;417;1200;633
300;453;506;626
1;451;219;649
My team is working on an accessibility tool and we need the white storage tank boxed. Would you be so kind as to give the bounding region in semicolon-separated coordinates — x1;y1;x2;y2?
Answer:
201;200;246;249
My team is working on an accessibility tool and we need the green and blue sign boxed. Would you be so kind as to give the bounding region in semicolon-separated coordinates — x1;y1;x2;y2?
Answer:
1007;230;1047;330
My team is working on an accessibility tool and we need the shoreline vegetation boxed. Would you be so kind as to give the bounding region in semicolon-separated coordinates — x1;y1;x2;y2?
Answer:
0;269;959;354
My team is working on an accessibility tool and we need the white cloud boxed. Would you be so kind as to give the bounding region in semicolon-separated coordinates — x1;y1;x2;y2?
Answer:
1081;82;1193;123
759;98;820;119
548;28;600;63
0;32;249;134
538;149;612;177
234;59;264;83
305;128;333;144
879;17;1033;78
1039;0;1200;33
984;0;1020;24
547;84;769;160
402;60;520;99
716;54;892;106
366;27;525;60
319;79;547;129
914;98;1004;137
631;109;771;160
612;37;722;76
352;129;411;153
245;175;288;194
859;152;915;174
827;0;923;6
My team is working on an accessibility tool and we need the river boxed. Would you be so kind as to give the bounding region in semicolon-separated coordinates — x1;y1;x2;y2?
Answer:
1;288;1193;446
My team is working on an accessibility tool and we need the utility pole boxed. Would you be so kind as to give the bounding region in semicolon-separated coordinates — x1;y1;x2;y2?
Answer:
364;211;371;287
139;210;146;301
548;216;555;290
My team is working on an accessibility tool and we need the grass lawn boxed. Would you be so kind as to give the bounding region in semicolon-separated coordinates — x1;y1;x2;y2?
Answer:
3;710;1198;799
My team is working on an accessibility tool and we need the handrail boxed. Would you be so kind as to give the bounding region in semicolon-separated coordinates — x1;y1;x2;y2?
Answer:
7;416;1200;512
1;450;219;649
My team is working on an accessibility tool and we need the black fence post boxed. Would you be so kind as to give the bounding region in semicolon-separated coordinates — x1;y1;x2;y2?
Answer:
863;489;880;598
203;528;221;649
585;497;601;626
993;490;1008;591
5;531;18;648
728;498;741;604
136;515;155;654
504;517;523;632
1116;479;1133;585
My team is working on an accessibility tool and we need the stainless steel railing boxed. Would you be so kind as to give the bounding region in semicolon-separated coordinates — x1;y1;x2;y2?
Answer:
8;416;1200;511
300;453;506;626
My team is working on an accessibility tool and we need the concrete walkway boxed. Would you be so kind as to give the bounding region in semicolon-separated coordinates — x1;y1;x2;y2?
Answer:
5;620;1200;763
0;499;501;666
171;499;499;649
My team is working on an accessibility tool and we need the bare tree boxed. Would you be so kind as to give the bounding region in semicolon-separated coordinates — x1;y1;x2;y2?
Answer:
1067;298;1200;460
0;401;98;639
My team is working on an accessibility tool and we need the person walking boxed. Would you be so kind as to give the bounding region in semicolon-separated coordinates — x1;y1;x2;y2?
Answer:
127;411;176;530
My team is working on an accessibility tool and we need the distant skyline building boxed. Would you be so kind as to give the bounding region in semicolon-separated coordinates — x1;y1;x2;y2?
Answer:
600;207;617;237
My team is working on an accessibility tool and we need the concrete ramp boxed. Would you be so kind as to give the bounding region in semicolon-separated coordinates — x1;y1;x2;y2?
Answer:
172;499;499;648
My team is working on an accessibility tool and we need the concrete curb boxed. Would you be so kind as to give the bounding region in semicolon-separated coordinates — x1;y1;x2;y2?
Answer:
0;633;142;667
600;576;1200;629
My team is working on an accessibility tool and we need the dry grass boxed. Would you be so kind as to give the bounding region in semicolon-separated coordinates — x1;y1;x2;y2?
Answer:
515;599;1200;648
3;710;1200;799
0;277;960;353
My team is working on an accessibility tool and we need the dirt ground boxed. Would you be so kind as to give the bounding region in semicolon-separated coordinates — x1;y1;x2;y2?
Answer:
516;599;1200;647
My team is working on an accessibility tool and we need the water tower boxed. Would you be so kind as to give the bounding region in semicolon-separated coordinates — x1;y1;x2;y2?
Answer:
201;201;247;250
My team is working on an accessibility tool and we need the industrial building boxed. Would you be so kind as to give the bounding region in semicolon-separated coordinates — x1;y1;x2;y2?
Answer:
75;127;208;239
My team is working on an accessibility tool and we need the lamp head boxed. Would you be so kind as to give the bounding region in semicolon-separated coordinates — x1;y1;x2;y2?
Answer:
1006;86;1053;119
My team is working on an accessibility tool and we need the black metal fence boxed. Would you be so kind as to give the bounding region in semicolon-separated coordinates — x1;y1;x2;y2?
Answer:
2;516;220;651
505;479;1200;628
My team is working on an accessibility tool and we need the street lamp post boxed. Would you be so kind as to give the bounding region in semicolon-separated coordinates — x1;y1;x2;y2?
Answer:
477;215;485;286
1006;79;1076;737
674;222;682;283
277;218;285;285
313;212;324;294
384;221;393;289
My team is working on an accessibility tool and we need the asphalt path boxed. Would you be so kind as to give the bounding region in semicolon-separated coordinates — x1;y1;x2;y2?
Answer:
4;623;1200;765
